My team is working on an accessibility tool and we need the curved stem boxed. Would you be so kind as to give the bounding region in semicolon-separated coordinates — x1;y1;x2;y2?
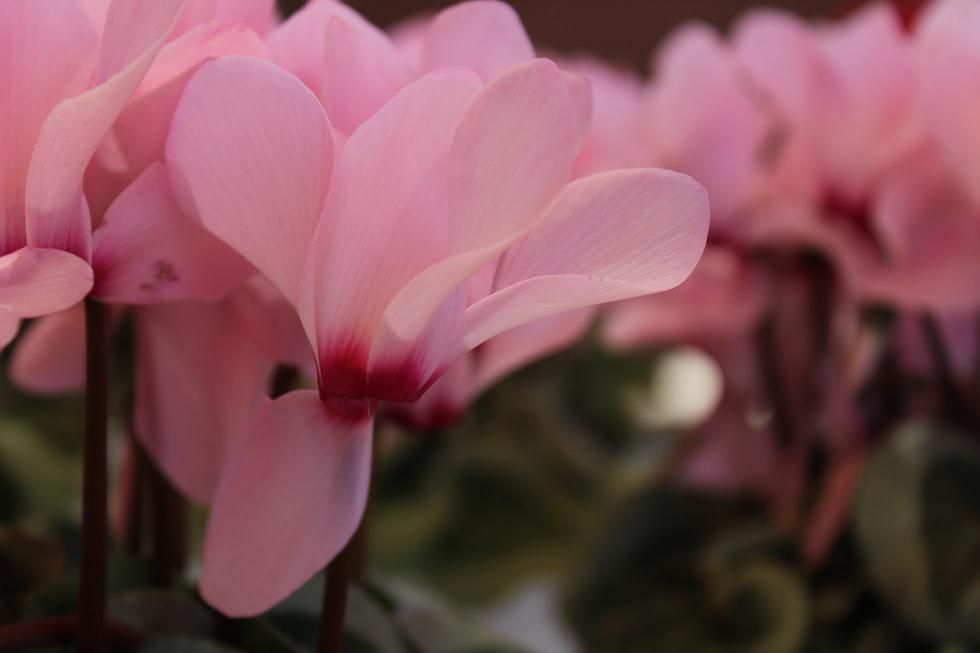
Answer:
318;429;375;653
78;298;111;653
119;428;146;556
147;454;188;587
318;533;357;653
920;312;969;425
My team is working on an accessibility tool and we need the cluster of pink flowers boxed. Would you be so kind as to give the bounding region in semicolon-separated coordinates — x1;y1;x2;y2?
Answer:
602;0;980;563
2;0;711;619
5;0;978;630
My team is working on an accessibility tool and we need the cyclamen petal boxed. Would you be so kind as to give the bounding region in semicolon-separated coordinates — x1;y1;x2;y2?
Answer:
305;70;482;398
88;21;267;219
172;0;276;39
201;391;373;617
320;15;414;133
0;0;98;256
916;0;980;206
135;294;276;505
167;56;334;305
26;0;186;260
647;24;770;224
267;0;385;96
383;59;588;342
9;305;87;394
472;308;595;394
0;248;94;321
460;169;709;349
421;1;535;80
92;163;252;304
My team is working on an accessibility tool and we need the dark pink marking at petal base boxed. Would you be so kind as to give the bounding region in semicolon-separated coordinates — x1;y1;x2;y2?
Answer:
366;359;428;404
318;342;369;399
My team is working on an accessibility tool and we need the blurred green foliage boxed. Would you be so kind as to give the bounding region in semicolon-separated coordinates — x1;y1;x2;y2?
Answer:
3;343;980;651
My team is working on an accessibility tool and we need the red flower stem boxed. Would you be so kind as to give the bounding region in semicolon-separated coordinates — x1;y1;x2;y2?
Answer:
919;312;969;425
972;311;980;423
0;616;142;652
120;429;146;556
318;534;357;653
754;312;795;450
147;454;188;587
78;297;111;653
318;448;374;653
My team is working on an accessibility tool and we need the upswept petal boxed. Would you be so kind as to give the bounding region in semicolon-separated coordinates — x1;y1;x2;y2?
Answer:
26;0;185;259
459;169;709;349
92;163;252;304
134;295;276;505
0;248;94;320
201;390;373;617
9;305;87;394
915;0;980;206
303;71;481;396
320;15;415;134
267;0;384;95
421;1;534;79
383;59;588;342
167;56;334;304
88;22;266;219
473;307;594;393
0;0;98;253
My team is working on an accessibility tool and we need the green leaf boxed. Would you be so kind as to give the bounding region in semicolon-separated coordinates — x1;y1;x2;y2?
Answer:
854;420;980;642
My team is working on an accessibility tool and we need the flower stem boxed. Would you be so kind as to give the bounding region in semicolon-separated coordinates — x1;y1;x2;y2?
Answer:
754;312;794;450
318;434;375;653
919;312;969;425
119;429;146;556
147;455;187;587
78;298;110;653
318;533;357;653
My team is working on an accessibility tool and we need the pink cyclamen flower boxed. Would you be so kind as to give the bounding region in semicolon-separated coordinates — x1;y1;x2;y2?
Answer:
0;0;188;345
10;2;302;511
166;52;708;615
643;21;819;232
10;1;308;507
731;3;921;209
268;0;583;137
388;52;650;432
1;0;266;340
